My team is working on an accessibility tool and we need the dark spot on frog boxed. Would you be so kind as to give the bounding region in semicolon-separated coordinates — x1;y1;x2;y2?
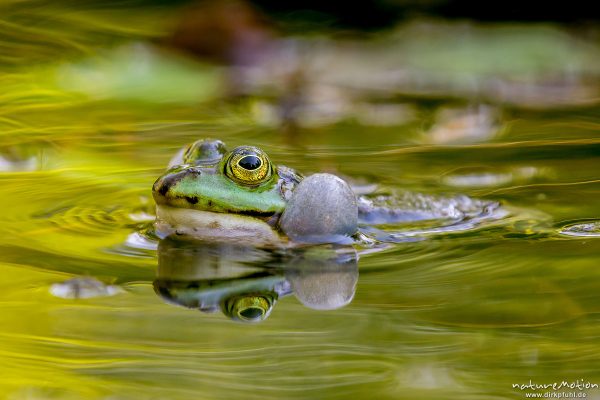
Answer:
154;179;170;196
207;200;213;207
186;196;198;204
240;209;277;218
266;213;280;226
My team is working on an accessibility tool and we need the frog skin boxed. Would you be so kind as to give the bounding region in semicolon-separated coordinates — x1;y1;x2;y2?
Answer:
152;139;305;245
152;139;505;245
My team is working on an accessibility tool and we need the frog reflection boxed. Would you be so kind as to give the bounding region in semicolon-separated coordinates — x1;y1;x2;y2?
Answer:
154;237;358;322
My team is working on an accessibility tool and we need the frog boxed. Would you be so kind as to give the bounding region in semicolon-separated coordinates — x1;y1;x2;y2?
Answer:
152;138;511;246
152;138;358;245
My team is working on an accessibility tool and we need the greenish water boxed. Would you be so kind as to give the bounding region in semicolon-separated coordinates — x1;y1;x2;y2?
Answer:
1;4;600;400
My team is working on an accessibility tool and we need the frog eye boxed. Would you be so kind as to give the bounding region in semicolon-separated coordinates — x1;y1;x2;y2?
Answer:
183;139;227;165
222;293;277;323
224;146;272;185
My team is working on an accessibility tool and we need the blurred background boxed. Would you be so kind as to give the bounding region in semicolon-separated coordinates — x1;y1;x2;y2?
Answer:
0;1;599;400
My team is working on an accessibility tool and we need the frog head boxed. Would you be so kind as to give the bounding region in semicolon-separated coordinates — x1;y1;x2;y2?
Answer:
152;139;302;243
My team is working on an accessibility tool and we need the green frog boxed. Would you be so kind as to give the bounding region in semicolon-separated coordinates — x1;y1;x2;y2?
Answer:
153;139;512;246
153;138;359;245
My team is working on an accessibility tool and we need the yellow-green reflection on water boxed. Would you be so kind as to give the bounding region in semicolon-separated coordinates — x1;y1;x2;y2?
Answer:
1;4;600;400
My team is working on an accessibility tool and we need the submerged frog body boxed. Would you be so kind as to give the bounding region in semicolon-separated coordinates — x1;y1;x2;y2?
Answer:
153;139;506;245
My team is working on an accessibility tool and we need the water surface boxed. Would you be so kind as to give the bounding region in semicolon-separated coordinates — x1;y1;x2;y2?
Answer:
1;5;599;399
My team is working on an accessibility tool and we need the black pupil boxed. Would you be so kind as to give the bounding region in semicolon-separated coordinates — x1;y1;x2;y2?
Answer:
238;155;261;171
240;307;264;320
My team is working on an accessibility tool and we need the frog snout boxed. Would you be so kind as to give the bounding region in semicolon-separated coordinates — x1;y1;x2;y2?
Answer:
153;167;202;198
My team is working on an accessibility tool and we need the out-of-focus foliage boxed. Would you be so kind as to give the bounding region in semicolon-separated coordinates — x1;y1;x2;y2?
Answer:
0;2;599;400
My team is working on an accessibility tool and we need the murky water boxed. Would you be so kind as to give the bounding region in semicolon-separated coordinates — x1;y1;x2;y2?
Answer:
1;4;600;400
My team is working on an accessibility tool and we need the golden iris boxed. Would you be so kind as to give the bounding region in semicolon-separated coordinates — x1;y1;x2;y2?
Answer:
222;293;277;322
224;146;272;185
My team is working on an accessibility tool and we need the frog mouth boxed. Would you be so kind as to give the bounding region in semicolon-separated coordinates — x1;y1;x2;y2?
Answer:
154;205;283;245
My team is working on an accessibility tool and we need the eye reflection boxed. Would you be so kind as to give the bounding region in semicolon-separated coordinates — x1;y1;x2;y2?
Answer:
223;294;276;322
240;306;263;320
154;238;358;323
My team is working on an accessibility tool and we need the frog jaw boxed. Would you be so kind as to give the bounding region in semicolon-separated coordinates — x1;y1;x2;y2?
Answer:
154;205;283;246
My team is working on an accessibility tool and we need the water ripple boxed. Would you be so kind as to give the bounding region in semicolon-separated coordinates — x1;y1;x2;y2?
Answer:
558;220;600;238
